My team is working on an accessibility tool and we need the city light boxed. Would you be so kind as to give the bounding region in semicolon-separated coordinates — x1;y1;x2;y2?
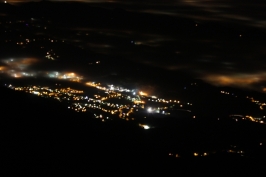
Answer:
139;91;147;96
143;125;150;129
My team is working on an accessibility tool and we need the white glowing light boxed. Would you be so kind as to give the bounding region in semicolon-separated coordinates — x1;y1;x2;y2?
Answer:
143;125;150;129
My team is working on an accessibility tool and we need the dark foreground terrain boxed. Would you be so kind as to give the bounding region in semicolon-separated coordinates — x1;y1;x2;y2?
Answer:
1;86;266;175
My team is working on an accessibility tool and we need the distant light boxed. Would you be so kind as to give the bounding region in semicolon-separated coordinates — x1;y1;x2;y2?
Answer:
147;107;152;112
143;125;150;129
139;91;147;96
4;1;6;3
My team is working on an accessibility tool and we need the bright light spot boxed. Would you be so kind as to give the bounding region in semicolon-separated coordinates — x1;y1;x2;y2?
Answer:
110;85;114;90
147;107;152;112
139;91;147;96
4;1;7;3
143;125;150;129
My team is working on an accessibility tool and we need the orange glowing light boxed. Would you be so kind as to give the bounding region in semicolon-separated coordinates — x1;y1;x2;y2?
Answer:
203;74;262;87
139;91;147;96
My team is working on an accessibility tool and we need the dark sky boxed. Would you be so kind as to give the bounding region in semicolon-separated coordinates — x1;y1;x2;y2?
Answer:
3;0;266;91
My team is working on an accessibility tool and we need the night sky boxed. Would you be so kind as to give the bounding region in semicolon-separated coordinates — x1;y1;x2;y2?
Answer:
2;0;266;91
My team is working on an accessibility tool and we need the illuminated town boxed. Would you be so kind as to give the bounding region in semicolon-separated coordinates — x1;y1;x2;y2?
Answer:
5;79;266;159
6;80;195;129
5;78;266;129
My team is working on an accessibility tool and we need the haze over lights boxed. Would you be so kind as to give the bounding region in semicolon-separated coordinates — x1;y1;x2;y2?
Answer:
0;58;82;80
139;91;147;96
202;74;266;88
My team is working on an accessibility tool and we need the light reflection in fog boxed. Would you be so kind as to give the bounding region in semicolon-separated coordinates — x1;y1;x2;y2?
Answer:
0;58;83;81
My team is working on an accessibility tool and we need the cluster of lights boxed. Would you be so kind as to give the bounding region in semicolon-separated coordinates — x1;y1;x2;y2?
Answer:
221;89;266;111
230;114;265;124
7;80;190;129
45;50;59;60
169;144;246;158
47;72;82;82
